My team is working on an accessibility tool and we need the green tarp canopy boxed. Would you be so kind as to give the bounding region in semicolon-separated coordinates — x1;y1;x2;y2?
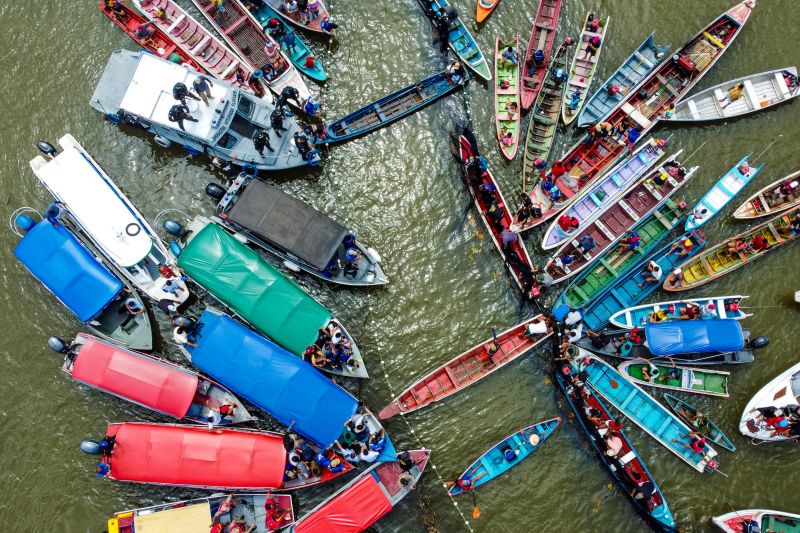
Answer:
178;222;331;355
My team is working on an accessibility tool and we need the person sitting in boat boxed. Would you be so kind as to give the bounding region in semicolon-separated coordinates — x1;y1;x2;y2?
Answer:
636;260;663;288
778;213;800;238
549;252;575;277
446;465;489;493
168;104;197;131
320;15;338;35
613;121;629;142
369;428;387;454
525;316;550;338
501;44;518;68
265;17;283;37
513;202;533;226
446;61;466;86
627;326;643;345
557;214;580;233
720;82;745;109
672;430;707;455
626;126;642;153
664;267;685;289
172;82;201;107
567;88;582;112
500;130;515;148
316;447;345;473
118;293;145;330
649;308;670;323
726;237;748;257
676;301;701;320
105;0;124;15
586;408;605;429
584;329;610;350
343;247;361;278
629;471;655;504
749;233;770;253
577;235;597;254
667;236;695;258
505;100;519;120
134;20;158;47
594;122;613;139
524;49;546;80
640;362;658;383
294;131;312;158
566;324;583;343
615;231;640;253
604;433;624;458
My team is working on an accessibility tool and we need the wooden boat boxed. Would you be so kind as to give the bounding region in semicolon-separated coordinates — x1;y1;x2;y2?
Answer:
99;0;202;72
666;67;800;122
568;347;720;473
739;361;800;442
609;295;750;328
663;393;736;451
665;206;799;292
476;0;500;22
447;418;561;496
321;70;465;144
561;12;609;125
733;170;800;219
264;0;333;37
618;361;730;398
520;0;562;110
495;35;521;160
417;0;492;81
543;159;695;284
379;315;552;419
577;32;670;128
714;510;800;533
290;450;430;532
553;359;676;531
686;154;763;230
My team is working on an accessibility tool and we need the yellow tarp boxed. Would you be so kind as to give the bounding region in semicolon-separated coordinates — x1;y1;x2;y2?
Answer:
133;502;211;533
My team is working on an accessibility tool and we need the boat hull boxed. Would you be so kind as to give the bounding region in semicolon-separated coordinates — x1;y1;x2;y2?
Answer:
495;35;521;160
520;0;562;110
561;13;609;125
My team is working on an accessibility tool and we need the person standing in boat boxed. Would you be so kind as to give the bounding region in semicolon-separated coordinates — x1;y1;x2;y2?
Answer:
168;104;197;131
253;129;274;157
118;293;145;329
270;109;287;137
192;76;214;106
276;86;302;110
446;61;466;85
172;82;201;107
134;21;157;47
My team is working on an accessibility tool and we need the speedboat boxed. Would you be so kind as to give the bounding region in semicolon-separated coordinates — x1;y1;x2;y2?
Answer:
739;361;800;442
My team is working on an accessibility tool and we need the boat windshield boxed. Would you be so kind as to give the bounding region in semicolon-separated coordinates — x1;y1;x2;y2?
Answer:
791;372;800;401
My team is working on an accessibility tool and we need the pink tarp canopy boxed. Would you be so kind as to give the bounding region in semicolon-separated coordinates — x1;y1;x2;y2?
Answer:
295;473;392;532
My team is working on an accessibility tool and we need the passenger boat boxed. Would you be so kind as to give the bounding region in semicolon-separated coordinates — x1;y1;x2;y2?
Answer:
577;32;670;128
553;359;676;531
172;216;367;378
29;134;190;306
714;510;800;533
379;315;553;419
91;422;353;490
109;493;294;533
618;361;730;398
289;450;430;532
476;0;500;23
609;295;750;328
417;0;491;81
685;154;763;230
733;170;800;219
263;0;333;36
495;35;521;160
665;207;799;292
663;393;736;451
12;212;152;351
91;50;308;172
58;332;253;424
448;418;560;496
739;361;800;442
320;70;466;144
206;175;387;286
568;347;719;473
665;67;799;122
520;0;562;110
561;12;609;125
184;309;396;459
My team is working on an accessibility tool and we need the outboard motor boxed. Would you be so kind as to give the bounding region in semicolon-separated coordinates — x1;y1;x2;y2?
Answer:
47;336;69;354
205;183;226;201
36;141;58;159
750;336;769;350
163;219;185;238
80;440;101;455
15;214;35;233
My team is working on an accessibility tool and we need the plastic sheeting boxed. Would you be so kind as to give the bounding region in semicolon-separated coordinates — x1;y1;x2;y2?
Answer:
646;319;745;355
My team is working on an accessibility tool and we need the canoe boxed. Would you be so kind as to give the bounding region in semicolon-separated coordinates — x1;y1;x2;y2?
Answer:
534;138;668;245
290;450;430;532
609;295;751;328
321;69;465;144
379;315;552;419
714;510;800;533
417;0;492;81
99;0;202;72
561;12;610;125
568;347;719;473
577;32;670;128
739;361;800;442
733;170;800;219
520;0;562;110
109;493;295;533
495;35;521;160
618;361;730;398
665;206;799;292
666;67;800;122
457;129;541;300
264;0;333;37
663;393;736;451
476;0;500;22
447;418;561;496
543;159;696;284
685;154;763;230
62;332;253;424
553;360;676;531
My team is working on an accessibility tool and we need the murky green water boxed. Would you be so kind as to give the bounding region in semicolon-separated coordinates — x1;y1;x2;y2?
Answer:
0;0;798;531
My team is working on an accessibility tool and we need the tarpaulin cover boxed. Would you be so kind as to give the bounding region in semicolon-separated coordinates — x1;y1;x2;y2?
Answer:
72;336;197;418
190;311;357;448
14;220;121;321
646;319;745;355
177;223;332;355
108;423;286;489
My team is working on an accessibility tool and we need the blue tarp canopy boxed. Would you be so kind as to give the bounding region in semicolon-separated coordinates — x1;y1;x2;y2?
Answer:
14;220;121;321
646;319;745;355
189;311;358;448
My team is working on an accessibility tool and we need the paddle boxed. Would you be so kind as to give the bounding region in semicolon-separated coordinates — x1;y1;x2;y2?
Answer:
471;488;480;519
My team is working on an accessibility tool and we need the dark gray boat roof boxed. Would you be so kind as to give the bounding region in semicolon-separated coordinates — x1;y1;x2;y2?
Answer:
228;180;347;270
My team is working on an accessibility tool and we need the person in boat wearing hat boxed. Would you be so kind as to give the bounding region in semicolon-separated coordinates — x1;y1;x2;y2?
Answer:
568;88;582;112
252;129;274;157
581;33;602;62
315;447;345;473
167;104;197;131
666;267;685;288
668;236;695;258
557;214;580;233
320;15;338;35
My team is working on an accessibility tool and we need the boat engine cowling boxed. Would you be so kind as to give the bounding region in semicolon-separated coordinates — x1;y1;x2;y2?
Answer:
169;241;183;258
750;336;769;349
80;440;101;455
163;220;184;237
15;214;35;233
205;183;226;200
36;141;57;158
47;336;68;354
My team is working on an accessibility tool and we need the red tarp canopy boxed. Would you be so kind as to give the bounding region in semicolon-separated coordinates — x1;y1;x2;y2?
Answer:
108;423;286;489
295;472;392;532
72;337;197;418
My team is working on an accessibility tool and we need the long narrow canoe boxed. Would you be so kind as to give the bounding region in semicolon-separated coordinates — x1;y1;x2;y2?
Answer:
686;154;763;230
561;12;609;125
322;70;465;144
733;170;800;219
666;67;800;122
264;0;333;37
577;32;670;128
666;206;799;292
663;393;736;451
739;361;800;442
714;510;800;533
495;35;521;160
379;315;552;419
554;359;676;531
569;348;720;473
448;418;560;496
609;295;751;328
476;0;500;22
520;0;562;110
619;361;730;398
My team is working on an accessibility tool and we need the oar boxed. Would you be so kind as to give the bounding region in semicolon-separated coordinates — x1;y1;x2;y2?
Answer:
750;136;781;166
471;488;481;519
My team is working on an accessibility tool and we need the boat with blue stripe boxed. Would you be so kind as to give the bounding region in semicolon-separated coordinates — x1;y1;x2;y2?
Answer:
609;295;750;328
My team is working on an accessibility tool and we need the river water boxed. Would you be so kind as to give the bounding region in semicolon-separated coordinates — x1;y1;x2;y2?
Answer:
0;0;797;531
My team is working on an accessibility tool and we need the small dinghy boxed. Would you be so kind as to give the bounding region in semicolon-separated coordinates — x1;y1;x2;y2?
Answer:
264;0;334;37
663;393;736;451
494;35;521;160
561;12;609;125
609;295;750;328
733;170;800;219
476;0;500;23
520;0;562;110
618;361;730;398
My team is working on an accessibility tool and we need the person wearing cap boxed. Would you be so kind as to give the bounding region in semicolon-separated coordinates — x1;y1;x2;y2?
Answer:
668;236;694;257
253;129;274;157
192;75;214;106
172;82;200;107
446;61;466;85
134;20;157;46
320;15;338;34
173;325;197;348
688;206;709;226
581;34;602;62
118;295;145;329
629;471;655;503
637;260;663;288
270;109;287;137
